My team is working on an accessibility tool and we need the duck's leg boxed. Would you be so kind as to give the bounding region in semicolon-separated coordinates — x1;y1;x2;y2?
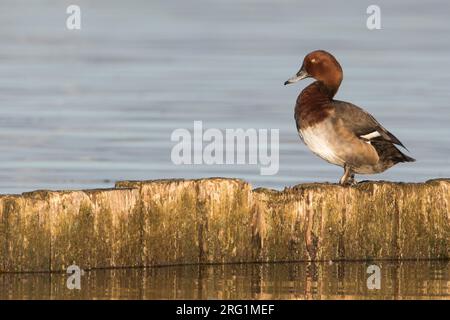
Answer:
339;165;354;185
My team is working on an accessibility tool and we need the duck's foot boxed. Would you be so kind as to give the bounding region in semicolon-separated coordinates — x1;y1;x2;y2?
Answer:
340;179;357;186
347;174;358;186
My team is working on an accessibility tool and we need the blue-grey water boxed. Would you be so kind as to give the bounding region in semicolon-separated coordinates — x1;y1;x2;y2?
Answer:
0;0;449;194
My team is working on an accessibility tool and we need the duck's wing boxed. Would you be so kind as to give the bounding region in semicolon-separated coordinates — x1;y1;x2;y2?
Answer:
332;100;408;149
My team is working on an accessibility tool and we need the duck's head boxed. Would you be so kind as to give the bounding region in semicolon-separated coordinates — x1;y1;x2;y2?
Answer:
284;50;343;95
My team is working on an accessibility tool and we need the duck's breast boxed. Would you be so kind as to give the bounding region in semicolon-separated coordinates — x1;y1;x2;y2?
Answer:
299;119;346;167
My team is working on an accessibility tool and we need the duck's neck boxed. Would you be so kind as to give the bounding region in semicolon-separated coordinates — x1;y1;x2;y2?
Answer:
298;81;336;106
322;78;341;98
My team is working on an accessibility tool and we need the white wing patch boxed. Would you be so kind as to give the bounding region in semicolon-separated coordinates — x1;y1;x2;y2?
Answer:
360;131;381;140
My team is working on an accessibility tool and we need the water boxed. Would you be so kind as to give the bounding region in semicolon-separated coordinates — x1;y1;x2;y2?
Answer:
0;0;449;194
1;261;448;300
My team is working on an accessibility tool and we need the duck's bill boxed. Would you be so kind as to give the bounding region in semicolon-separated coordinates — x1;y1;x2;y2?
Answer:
284;69;309;85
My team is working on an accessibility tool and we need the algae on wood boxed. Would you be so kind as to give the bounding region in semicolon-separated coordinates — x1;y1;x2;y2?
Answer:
0;178;449;272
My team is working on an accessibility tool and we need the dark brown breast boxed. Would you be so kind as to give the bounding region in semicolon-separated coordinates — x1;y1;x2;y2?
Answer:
294;81;334;129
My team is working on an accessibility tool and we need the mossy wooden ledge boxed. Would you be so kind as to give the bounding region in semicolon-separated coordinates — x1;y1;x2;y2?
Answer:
0;178;449;272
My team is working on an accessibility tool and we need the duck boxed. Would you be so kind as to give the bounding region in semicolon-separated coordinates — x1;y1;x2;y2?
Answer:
284;50;415;185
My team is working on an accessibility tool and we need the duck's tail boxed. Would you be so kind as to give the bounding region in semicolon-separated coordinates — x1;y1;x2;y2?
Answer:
371;139;416;165
399;152;416;163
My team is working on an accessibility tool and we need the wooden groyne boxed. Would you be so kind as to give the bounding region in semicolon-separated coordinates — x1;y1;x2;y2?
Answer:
0;178;449;272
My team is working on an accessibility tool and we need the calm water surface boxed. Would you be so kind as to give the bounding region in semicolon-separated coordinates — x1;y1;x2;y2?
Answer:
0;0;449;193
0;261;448;300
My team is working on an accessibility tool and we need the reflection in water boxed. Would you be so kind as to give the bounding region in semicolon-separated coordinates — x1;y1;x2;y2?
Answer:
0;261;448;300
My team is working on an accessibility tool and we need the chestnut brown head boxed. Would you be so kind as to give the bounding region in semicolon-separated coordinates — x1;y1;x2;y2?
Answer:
284;50;343;94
